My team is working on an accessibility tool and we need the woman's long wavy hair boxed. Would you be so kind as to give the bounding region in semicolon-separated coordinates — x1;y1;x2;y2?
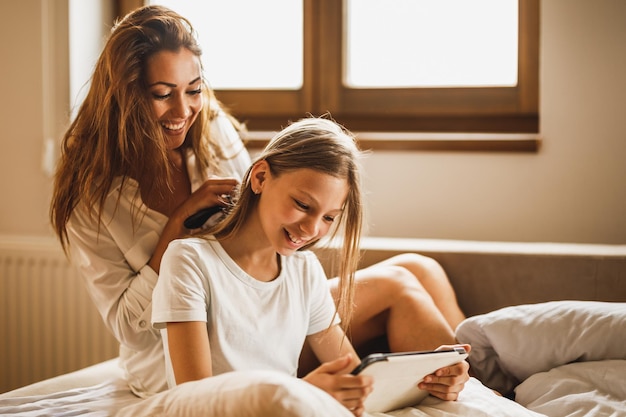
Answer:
50;5;235;252
204;117;364;329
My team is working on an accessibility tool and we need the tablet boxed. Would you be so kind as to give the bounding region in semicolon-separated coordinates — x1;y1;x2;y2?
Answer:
351;347;468;413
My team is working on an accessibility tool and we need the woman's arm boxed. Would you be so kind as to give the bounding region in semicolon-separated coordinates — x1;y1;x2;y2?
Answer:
148;177;239;273
166;321;213;385
67;205;161;350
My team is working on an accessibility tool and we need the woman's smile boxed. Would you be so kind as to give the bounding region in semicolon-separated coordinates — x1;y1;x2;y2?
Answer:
145;48;203;150
161;119;187;132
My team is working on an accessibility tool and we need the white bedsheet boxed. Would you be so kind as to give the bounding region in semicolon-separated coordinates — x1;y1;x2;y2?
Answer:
515;360;626;417
0;379;141;416
0;367;542;417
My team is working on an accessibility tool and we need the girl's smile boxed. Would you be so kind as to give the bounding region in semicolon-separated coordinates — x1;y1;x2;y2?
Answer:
254;165;348;256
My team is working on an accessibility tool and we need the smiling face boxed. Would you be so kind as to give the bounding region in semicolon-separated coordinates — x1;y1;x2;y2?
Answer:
253;163;349;256
145;48;203;150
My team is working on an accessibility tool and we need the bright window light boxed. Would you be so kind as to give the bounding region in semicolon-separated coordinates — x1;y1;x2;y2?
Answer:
345;0;518;88
149;0;303;90
150;0;517;90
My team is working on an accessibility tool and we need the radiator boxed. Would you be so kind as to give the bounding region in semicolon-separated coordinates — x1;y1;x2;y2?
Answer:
0;235;119;394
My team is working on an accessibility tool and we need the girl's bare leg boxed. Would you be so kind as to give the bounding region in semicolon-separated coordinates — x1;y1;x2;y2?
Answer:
298;254;464;376
368;253;466;330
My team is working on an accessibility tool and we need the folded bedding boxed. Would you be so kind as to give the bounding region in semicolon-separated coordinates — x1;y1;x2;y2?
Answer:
456;300;626;416
515;360;626;417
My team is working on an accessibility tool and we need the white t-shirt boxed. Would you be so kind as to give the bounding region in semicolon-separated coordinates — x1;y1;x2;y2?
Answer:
153;237;340;388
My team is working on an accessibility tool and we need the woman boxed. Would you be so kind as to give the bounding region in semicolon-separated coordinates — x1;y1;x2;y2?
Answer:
50;5;467;398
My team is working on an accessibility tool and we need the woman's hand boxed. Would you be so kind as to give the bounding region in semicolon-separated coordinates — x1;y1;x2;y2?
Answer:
175;177;240;228
417;344;471;401
303;355;373;417
149;177;239;273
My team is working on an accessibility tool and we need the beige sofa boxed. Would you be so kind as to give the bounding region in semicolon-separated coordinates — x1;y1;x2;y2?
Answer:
317;237;626;317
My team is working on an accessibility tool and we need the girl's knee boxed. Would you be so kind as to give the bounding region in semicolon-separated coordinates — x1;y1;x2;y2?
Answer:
384;253;451;288
394;253;443;274
372;265;430;298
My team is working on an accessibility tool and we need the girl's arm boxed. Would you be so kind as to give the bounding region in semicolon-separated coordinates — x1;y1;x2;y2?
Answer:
303;324;373;417
305;323;360;365
166;321;213;385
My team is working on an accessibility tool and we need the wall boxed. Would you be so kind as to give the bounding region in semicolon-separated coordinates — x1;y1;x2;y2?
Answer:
0;1;67;237
0;0;113;237
360;0;626;243
0;0;624;244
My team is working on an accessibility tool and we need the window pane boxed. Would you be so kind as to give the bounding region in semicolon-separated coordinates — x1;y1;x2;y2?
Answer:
149;0;303;90
345;0;518;88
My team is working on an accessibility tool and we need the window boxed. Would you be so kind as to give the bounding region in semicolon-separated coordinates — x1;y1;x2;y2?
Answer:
147;1;304;90
119;0;540;151
345;1;519;89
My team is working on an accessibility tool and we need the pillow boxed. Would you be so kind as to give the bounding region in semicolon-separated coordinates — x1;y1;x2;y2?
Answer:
116;370;353;417
455;301;626;396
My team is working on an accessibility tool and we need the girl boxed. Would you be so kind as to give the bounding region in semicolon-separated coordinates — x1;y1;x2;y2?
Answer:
153;118;374;414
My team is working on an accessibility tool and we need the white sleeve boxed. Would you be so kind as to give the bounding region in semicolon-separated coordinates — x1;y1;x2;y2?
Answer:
67;207;160;351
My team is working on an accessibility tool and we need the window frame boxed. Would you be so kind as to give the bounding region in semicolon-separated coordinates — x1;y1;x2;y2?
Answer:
119;0;541;151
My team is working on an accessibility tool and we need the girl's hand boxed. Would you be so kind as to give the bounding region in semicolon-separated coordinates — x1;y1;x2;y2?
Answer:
418;344;471;401
303;355;373;417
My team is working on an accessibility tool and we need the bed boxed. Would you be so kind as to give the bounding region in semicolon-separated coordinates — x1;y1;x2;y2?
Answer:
1;238;625;416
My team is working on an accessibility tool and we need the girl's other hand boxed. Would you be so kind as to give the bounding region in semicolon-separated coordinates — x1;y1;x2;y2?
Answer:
303;355;373;417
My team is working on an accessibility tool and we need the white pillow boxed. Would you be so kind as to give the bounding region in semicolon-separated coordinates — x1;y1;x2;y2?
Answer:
455;301;626;396
116;370;353;417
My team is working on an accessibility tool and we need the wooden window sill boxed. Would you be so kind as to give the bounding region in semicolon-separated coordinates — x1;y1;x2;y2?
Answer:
244;131;541;152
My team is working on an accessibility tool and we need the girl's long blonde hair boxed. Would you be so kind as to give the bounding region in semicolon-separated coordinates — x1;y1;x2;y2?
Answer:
50;5;240;252
206;117;364;329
